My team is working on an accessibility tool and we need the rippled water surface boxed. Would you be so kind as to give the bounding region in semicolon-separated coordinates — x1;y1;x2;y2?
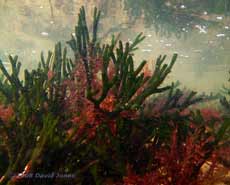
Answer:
1;0;230;93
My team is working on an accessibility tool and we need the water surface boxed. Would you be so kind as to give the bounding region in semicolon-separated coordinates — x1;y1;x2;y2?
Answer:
1;0;230;93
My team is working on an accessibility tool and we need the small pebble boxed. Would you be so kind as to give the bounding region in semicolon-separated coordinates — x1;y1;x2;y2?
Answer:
216;16;223;20
41;32;49;36
216;33;225;37
141;49;152;52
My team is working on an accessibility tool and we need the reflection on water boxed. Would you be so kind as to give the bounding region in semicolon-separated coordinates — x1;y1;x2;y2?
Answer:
0;0;230;92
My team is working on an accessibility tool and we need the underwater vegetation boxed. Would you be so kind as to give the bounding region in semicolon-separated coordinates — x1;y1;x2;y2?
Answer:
0;6;230;185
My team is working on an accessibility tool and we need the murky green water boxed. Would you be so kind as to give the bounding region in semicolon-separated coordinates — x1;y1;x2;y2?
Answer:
1;0;230;93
